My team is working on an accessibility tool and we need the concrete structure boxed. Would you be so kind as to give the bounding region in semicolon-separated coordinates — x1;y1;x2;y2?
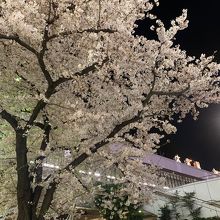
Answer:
144;154;218;187
143;155;220;219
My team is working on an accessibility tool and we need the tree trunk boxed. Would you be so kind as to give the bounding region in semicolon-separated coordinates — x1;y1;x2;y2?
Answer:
16;130;33;220
38;181;57;220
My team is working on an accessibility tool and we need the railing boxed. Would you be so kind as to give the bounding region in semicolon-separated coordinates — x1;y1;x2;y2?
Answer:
143;154;218;180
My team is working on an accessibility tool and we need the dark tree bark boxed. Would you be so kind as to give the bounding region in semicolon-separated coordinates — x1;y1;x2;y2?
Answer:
16;130;33;220
38;182;57;220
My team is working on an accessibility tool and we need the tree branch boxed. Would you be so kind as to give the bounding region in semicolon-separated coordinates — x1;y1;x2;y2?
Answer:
37;30;53;86
62;67;174;172
76;57;109;76
15;71;41;95
36;73;157;216
152;85;190;97
54;57;109;86
36;1;57;87
49;28;116;40
97;0;102;28
0;108;18;130
38;181;57;220
40;114;51;151
0;33;54;87
0;34;38;55
64;114;142;172
32;185;43;218
25;57;109;132
31;116;51;215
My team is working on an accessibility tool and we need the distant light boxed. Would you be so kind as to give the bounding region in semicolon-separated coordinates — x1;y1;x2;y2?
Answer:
15;77;21;82
79;170;86;174
107;175;116;179
43;163;60;169
163;186;169;189
94;172;101;177
88;171;92;175
138;210;142;213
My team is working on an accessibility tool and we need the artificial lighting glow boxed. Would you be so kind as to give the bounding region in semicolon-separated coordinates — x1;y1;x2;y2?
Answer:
107;175;116;179
163;186;170;189
30;161;60;169
94;172;101;177
42;163;60;169
79;170;86;174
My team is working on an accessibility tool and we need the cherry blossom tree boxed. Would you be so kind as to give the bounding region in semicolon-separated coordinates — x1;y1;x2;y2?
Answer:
0;0;219;219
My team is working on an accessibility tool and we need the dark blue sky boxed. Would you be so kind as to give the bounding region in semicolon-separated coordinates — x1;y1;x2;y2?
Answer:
137;0;220;171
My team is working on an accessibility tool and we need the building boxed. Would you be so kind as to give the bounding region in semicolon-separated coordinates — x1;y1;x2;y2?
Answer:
143;154;220;219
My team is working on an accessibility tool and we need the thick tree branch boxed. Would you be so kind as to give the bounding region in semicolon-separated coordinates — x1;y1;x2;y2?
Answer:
31;115;51;216
37;56;53;86
0;108;18;130
32;121;45;130
40;115;51;151
37;1;57;87
63;77;189;173
26;57;108;132
0;34;38;55
36;64;189;216
37;26;53;86
24;83;56;131
0;33;54;87
24;100;47;132
38;181;57;220
32;185;43;218
63;114;144;172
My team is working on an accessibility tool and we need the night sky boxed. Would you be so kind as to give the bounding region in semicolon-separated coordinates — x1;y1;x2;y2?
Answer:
136;0;220;171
